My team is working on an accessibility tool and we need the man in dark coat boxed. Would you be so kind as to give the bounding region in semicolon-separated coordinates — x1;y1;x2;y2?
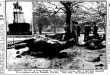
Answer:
71;21;78;44
84;22;91;42
93;22;99;37
76;24;81;37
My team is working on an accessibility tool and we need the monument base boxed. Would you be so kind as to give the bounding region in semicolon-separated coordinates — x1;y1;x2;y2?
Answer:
8;23;32;35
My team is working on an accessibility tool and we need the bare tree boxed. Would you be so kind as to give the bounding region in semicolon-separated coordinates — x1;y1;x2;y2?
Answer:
33;1;106;35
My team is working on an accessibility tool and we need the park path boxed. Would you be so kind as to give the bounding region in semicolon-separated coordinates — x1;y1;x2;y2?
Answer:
7;40;106;69
7;33;106;69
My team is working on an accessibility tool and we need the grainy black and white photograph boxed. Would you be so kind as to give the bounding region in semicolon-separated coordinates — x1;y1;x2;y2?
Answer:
7;1;106;69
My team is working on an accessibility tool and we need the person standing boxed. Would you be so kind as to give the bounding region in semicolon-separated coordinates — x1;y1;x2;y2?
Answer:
71;21;78;44
84;22;91;42
76;24;81;37
93;22;98;37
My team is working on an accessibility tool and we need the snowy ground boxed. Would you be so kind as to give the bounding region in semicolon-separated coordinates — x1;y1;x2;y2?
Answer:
7;34;106;69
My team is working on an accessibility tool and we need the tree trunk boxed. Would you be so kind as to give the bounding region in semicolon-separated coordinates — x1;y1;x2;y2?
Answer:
54;25;56;33
66;8;71;26
39;26;43;34
60;2;72;40
39;28;42;34
33;24;37;34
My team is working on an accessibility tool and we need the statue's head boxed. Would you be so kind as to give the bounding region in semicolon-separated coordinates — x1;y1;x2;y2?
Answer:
13;2;19;8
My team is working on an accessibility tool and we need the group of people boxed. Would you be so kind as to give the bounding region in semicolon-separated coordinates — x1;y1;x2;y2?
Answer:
84;22;99;41
63;21;99;44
